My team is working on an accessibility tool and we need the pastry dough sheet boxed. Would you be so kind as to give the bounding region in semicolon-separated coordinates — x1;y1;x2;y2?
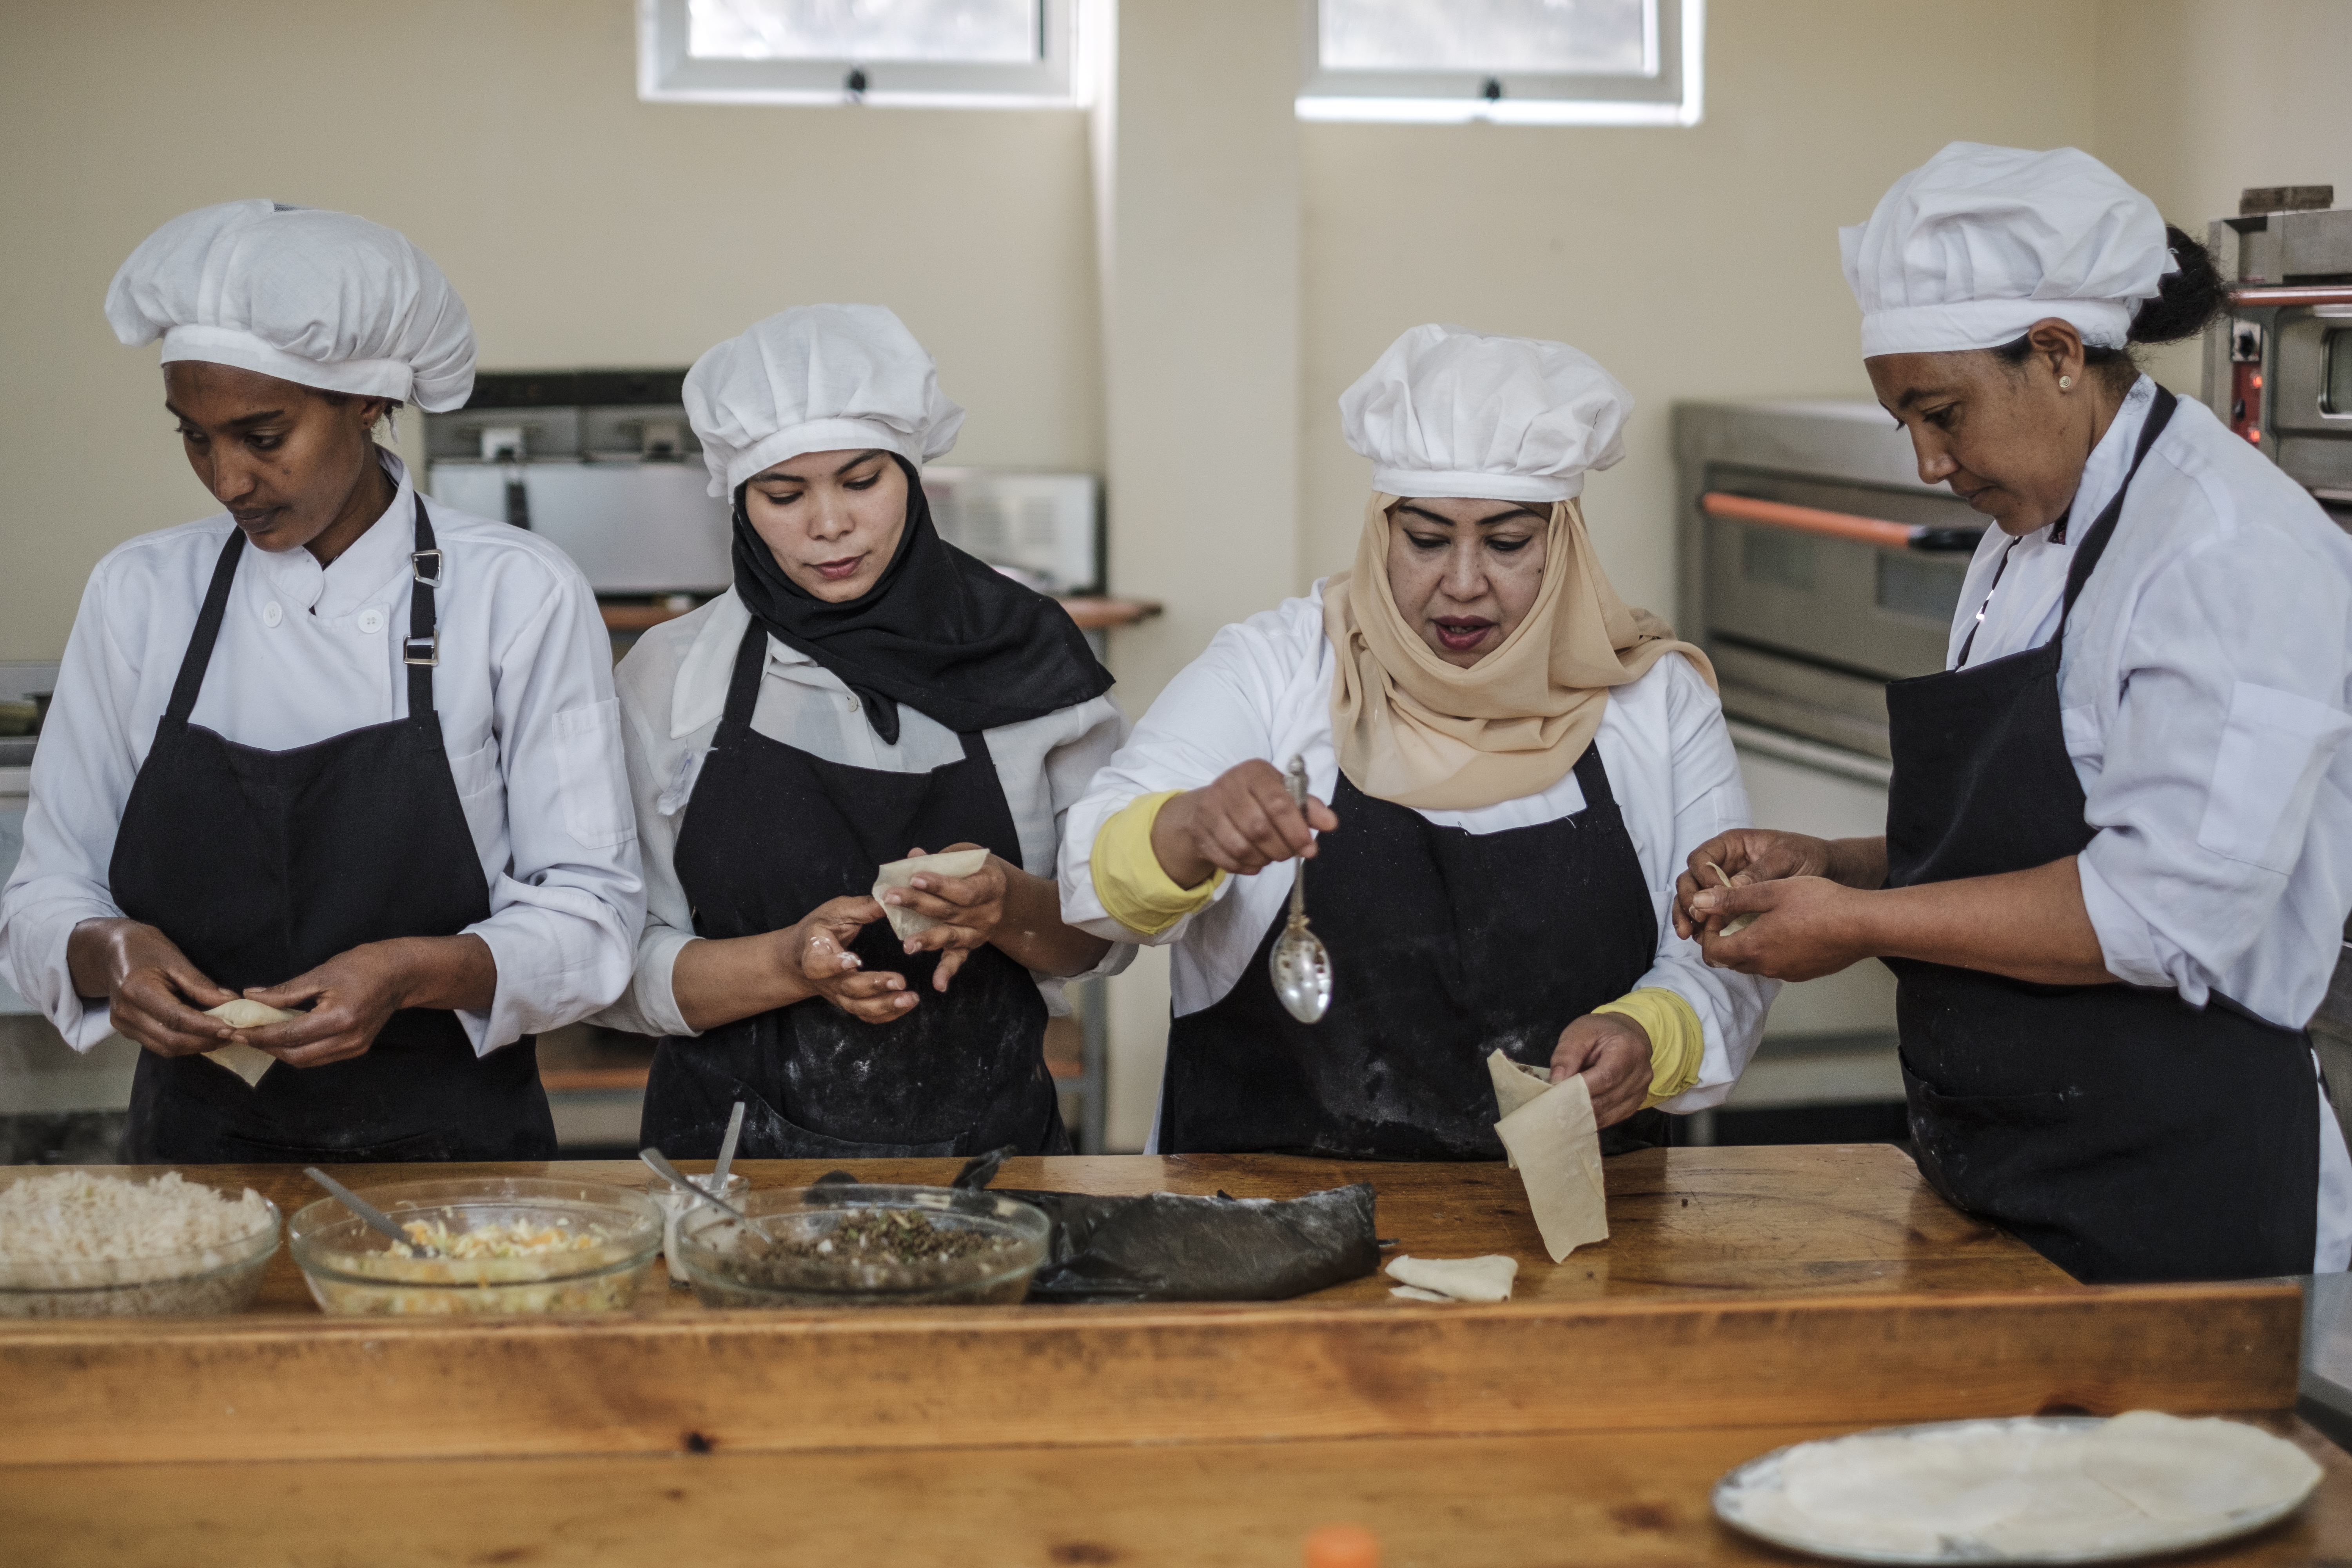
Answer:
873;848;991;940
1384;1252;1517;1303
1486;1050;1608;1262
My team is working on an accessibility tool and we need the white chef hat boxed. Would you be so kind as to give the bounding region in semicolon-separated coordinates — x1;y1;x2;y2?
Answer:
105;200;476;412
684;305;964;499
1338;324;1631;503
1841;142;2175;358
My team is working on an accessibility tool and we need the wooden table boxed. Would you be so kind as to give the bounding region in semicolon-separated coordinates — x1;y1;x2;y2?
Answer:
2;1147;2342;1565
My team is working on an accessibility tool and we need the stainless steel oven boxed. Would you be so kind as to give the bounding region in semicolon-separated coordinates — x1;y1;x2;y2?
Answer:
2202;187;2352;531
1669;401;1979;1138
1675;401;1984;761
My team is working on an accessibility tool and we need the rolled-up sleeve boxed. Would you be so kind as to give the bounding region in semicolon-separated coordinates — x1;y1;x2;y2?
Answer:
2078;531;2352;1009
1641;657;1779;1112
458;566;645;1052
0;565;147;1051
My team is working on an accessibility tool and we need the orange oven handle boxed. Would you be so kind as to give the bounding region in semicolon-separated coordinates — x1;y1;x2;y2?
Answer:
1700;491;1982;552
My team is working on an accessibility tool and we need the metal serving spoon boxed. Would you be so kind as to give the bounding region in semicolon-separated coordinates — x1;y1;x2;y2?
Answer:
305;1165;437;1258
640;1147;776;1245
1267;755;1334;1024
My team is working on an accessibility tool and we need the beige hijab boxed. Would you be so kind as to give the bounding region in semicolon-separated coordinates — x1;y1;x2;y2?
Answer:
1323;492;1714;811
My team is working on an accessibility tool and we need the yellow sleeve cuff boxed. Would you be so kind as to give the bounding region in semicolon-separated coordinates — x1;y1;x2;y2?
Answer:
1593;987;1706;1109
1089;791;1227;937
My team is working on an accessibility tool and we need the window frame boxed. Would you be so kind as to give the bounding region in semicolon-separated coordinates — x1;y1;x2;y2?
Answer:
636;0;1086;109
1296;0;1704;127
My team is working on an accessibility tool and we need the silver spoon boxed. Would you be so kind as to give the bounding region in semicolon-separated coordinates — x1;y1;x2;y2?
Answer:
711;1100;746;1188
305;1165;436;1258
1267;755;1334;1024
640;1147;776;1245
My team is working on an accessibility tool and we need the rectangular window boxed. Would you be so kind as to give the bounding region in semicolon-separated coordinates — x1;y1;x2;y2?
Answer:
638;0;1083;107
1298;0;1703;126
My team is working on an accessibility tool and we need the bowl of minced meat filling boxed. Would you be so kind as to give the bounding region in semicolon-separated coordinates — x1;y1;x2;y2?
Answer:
674;1185;1049;1308
0;1170;280;1317
289;1178;661;1316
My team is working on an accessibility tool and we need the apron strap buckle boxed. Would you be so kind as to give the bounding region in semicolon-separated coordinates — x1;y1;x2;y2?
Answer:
410;549;444;588
402;633;439;668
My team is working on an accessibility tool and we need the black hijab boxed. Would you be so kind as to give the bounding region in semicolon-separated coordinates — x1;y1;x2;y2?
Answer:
730;455;1112;744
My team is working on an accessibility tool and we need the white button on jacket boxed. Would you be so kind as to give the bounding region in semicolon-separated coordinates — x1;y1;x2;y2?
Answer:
0;456;648;1056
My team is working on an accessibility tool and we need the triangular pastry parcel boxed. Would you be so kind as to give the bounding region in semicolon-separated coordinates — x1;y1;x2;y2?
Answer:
201;999;301;1087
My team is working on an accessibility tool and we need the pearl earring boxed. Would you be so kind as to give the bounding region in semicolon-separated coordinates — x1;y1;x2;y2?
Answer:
2059;376;2073;390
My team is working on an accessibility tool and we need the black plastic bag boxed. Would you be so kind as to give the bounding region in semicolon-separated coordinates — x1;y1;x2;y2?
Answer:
946;1147;1380;1303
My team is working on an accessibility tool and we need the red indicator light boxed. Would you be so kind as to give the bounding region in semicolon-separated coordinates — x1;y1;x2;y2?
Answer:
2252;374;2264;389
2251;430;2263;443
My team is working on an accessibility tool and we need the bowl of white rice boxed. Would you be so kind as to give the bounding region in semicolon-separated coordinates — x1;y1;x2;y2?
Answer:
0;1171;281;1317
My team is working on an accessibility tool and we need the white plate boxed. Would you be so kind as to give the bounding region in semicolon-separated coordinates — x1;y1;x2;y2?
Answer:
1712;1416;2319;1564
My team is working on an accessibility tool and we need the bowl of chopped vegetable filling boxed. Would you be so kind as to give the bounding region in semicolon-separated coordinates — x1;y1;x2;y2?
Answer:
675;1184;1050;1308
289;1177;661;1316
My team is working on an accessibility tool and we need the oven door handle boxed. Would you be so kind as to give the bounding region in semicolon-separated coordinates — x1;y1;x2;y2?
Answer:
2228;285;2352;308
1700;491;1984;553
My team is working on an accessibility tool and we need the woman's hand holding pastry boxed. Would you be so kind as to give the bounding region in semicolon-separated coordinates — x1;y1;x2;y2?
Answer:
1548;1012;1653;1129
238;934;499;1067
1693;876;1875;982
1151;760;1339;887
1672;829;1842;940
236;945;420;1067
67;917;239;1058
784;896;917;1022
882;843;1007;992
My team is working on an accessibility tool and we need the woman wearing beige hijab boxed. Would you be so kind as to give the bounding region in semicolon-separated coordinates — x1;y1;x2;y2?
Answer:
1058;325;1775;1156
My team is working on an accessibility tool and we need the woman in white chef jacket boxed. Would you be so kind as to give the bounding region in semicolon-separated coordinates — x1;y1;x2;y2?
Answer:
592;305;1128;1159
1680;143;2352;1284
1059;325;1775;1157
0;200;644;1162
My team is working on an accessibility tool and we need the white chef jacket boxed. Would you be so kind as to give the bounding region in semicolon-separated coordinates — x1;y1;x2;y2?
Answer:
589;589;1133;1040
1058;584;1779;1129
0;455;646;1056
1941;375;2352;1271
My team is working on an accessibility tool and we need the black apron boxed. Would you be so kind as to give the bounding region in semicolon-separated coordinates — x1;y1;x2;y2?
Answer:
1884;385;2319;1283
116;497;557;1163
1161;745;1662;1159
638;622;1067;1159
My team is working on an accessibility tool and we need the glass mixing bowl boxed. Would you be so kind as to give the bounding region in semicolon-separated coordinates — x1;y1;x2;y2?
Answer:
0;1174;279;1318
289;1176;660;1316
675;1183;1049;1309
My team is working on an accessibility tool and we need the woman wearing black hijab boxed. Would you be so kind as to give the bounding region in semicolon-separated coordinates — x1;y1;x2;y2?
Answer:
595;306;1125;1158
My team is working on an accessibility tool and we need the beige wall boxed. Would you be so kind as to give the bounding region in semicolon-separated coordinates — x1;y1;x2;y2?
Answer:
0;0;1101;660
